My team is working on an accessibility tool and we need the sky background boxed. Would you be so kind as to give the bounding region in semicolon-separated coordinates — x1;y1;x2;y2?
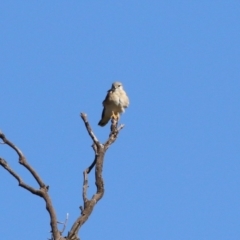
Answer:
0;1;240;240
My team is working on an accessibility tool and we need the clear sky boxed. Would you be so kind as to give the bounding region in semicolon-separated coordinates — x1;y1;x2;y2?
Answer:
1;1;240;240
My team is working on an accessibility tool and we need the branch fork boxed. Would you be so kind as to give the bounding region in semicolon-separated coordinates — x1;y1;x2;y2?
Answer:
0;112;124;240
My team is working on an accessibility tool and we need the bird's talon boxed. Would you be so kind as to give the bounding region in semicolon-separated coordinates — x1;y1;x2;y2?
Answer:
111;112;118;120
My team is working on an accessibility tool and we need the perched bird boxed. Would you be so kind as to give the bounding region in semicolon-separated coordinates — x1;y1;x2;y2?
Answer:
98;82;129;127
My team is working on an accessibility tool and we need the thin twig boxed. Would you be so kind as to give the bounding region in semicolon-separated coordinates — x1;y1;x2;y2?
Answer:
80;113;100;147
85;144;98;174
59;213;69;234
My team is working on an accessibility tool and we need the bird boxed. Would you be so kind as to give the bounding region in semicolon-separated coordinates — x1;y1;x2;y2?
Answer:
98;82;129;127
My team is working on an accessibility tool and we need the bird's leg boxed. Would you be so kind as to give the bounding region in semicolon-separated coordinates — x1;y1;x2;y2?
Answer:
111;111;118;120
111;111;116;119
117;112;120;121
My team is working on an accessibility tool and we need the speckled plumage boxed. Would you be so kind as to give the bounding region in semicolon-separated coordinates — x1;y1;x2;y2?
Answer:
98;82;129;127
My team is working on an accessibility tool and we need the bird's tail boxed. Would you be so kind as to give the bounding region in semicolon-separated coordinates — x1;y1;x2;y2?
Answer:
98;119;109;127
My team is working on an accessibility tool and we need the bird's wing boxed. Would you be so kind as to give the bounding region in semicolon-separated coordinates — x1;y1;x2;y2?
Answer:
98;104;113;126
119;90;130;108
99;90;115;126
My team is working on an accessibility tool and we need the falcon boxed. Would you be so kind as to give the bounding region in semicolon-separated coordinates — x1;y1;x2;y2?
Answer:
98;82;129;127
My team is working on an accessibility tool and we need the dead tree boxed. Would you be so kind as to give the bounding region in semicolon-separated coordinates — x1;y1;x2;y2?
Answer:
0;113;124;240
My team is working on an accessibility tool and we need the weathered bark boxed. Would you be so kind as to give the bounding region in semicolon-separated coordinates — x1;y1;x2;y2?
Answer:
0;113;124;240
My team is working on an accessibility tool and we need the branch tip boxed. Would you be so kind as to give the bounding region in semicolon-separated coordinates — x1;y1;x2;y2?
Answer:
80;112;99;146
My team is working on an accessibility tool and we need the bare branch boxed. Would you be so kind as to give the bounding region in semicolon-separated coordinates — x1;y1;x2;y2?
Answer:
82;170;89;203
86;145;97;174
0;158;42;196
67;113;124;240
80;113;101;147
0;132;45;188
0;132;61;240
0;113;125;240
104;118;124;150
67;148;104;239
59;213;69;235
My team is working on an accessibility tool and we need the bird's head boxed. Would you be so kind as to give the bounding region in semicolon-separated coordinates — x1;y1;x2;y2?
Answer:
111;82;123;91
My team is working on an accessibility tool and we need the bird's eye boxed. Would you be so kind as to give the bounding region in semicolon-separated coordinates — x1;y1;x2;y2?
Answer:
118;85;121;87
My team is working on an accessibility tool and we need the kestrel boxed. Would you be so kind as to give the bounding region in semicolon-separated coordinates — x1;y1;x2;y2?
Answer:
98;82;130;127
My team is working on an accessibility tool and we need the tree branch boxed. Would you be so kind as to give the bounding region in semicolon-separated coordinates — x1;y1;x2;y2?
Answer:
0;158;42;196
80;113;101;147
0;132;61;240
0;112;125;240
67;113;124;240
0;132;45;188
59;213;69;235
104;119;124;150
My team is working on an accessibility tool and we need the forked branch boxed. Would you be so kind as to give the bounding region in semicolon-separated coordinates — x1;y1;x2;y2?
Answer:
0;112;124;240
67;113;124;240
0;131;60;240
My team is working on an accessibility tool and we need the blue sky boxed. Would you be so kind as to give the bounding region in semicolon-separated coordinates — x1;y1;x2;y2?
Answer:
1;1;240;240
